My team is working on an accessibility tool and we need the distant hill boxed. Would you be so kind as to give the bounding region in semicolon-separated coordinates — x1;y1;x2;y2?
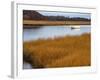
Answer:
23;10;90;21
23;10;48;20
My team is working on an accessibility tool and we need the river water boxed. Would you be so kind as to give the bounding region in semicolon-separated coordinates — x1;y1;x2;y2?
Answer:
23;25;90;41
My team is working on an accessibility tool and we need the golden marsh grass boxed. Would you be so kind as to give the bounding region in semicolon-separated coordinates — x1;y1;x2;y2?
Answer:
23;33;91;68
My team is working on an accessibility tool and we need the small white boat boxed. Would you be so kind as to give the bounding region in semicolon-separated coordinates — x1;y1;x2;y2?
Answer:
70;25;80;30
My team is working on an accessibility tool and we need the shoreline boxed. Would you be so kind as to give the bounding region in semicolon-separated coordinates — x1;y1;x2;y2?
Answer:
23;20;91;27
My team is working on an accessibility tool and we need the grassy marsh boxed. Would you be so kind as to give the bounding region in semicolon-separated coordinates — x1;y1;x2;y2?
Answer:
23;33;91;68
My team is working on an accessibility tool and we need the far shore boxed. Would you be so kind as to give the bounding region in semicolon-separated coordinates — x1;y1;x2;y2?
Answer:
23;20;91;27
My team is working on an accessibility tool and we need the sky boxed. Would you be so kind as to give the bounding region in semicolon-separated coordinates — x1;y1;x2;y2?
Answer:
38;11;91;19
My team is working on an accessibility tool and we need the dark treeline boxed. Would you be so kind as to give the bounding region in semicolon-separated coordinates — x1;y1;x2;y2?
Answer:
23;10;90;21
45;16;90;21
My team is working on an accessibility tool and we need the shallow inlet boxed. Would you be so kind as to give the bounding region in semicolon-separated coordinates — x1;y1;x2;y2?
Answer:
23;62;33;69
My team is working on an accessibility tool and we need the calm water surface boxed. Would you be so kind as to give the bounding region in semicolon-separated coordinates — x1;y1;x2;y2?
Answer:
23;25;91;41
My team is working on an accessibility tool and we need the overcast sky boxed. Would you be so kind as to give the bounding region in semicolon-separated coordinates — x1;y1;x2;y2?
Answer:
38;11;91;19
